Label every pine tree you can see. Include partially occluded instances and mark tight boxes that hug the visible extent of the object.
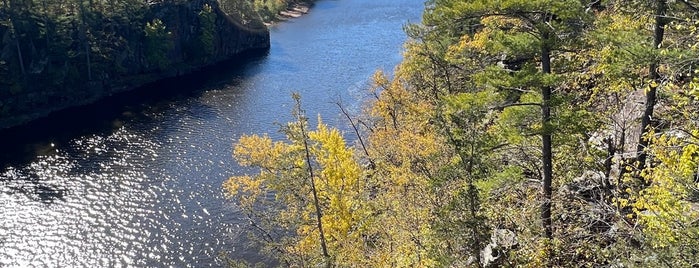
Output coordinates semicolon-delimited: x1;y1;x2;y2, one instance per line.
426;0;592;255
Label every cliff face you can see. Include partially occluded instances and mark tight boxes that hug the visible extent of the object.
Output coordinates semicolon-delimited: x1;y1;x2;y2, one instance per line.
148;0;269;70
0;0;269;129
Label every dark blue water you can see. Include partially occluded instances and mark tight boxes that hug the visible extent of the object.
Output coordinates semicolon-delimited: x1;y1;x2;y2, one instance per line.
0;1;423;267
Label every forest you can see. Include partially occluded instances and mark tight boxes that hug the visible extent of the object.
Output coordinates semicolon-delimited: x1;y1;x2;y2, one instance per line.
0;0;310;128
225;0;699;267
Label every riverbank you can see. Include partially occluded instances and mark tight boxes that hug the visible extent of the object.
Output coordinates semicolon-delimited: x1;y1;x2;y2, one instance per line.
279;3;311;19
262;2;313;26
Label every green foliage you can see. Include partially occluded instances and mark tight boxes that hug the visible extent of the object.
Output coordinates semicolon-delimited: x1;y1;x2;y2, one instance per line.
197;4;216;59
251;0;313;23
144;19;172;70
253;0;286;22
219;0;265;27
0;0;270;128
224;0;699;267
0;0;142;115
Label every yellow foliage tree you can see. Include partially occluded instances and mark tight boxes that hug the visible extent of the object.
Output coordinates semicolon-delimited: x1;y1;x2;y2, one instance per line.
224;95;371;267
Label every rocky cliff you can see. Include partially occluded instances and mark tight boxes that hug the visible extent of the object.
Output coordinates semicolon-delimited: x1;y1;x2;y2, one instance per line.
0;0;269;129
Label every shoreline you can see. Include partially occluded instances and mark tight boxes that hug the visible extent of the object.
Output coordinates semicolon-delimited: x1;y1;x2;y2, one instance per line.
264;2;312;26
279;3;310;19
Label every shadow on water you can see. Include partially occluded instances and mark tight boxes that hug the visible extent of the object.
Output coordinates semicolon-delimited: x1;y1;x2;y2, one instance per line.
0;49;269;169
6;183;67;204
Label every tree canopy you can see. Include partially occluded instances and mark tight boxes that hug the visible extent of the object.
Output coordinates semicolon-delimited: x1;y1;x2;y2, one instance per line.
225;0;699;267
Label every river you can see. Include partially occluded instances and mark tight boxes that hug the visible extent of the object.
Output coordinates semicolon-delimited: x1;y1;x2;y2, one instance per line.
0;0;423;267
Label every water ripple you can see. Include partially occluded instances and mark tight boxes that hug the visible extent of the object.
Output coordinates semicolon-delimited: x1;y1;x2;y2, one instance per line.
0;0;423;266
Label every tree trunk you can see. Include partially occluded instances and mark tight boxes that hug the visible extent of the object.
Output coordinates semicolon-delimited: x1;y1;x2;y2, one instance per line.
85;41;92;80
466;131;483;267
540;29;553;241
295;97;330;266
79;1;92;81
42;0;50;74
636;0;667;173
14;37;26;76
8;7;26;76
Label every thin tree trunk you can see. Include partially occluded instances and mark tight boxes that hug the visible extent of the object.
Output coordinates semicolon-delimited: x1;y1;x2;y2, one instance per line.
437;93;484;266
8;6;26;76
42;0;50;74
636;0;667;173
14;37;26;76
466;132;483;267
540;29;554;241
79;2;92;80
295;96;330;266
85;42;92;80
336;102;375;169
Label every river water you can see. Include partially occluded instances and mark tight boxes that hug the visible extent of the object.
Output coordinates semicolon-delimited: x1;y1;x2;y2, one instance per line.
0;1;423;267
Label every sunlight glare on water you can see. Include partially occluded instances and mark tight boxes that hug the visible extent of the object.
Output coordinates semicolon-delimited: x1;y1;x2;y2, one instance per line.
0;0;423;266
